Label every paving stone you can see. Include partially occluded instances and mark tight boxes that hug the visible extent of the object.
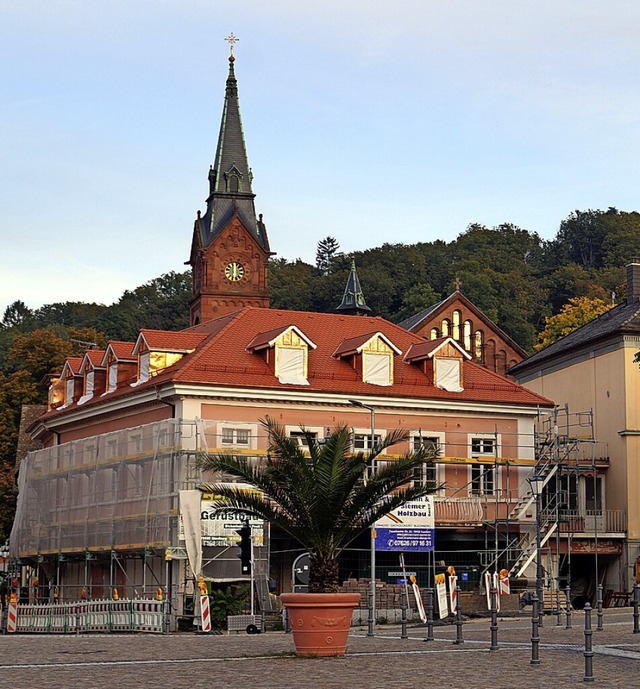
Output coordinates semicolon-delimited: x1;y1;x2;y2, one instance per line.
1;609;638;688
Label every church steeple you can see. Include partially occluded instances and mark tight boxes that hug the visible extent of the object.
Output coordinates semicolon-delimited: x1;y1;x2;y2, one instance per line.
198;44;268;253
187;37;272;326
336;260;371;316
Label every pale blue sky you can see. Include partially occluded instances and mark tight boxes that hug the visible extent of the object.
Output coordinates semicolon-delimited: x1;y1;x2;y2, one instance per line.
2;1;639;316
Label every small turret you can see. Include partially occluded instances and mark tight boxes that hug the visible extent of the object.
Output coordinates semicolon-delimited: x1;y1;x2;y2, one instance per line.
336;260;371;316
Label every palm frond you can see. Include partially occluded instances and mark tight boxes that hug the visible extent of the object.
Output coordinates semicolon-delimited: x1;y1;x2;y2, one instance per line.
196;417;439;591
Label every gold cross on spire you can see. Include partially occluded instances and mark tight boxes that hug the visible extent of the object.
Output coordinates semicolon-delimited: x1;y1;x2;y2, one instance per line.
454;277;462;291
225;33;239;57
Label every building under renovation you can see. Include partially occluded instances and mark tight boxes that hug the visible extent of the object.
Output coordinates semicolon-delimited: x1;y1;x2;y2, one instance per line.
9;46;629;629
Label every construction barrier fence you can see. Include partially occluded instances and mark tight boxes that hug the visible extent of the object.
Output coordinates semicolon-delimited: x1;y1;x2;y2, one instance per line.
11;599;165;634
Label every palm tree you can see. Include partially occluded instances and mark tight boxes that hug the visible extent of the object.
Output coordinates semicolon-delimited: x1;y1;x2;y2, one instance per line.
198;417;438;593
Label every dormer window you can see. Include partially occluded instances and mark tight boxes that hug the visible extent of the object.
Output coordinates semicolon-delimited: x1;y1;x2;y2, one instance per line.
138;352;150;384
404;337;471;393
77;371;94;405
65;377;75;405
333;332;401;387
246;325;317;386
77;351;106;405
131;331;205;386
435;358;463;392
277;346;307;385
101;342;137;395
363;352;391;386
47;377;64;410
107;362;118;392
58;357;84;408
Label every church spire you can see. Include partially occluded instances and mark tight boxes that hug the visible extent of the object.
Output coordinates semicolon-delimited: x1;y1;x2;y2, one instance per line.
196;38;270;253
187;37;272;326
336;260;371;316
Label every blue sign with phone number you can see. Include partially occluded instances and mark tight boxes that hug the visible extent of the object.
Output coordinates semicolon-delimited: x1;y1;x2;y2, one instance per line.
375;527;435;552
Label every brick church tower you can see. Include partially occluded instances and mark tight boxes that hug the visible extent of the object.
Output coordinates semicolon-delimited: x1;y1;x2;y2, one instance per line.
187;42;272;325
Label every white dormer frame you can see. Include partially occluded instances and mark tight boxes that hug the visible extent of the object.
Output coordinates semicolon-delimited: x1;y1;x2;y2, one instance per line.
434;357;463;392
137;351;150;385
77;370;95;405
404;337;470;392
361;335;400;386
248;325;317;386
76;351;106;405
101;345;136;395
106;360;119;393
59;360;81;408
334;332;401;387
64;377;75;407
131;333;196;386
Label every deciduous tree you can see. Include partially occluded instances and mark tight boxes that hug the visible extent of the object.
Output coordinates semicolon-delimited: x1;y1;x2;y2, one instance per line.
535;297;612;351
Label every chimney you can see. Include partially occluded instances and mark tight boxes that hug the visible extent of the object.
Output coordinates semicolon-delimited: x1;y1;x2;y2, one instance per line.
627;262;640;303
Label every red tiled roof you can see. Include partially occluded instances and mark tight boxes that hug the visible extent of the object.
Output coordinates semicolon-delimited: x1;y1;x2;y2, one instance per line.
80;350;106;372
246;325;317;352
164;308;550;407
42;308;553;416
333;331;401;358
182;312;238;335
61;357;83;377
133;329;208;354
404;337;470;362
104;341;136;361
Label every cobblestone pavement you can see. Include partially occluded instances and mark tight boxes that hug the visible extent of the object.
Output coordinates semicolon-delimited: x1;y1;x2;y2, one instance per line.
1;609;639;688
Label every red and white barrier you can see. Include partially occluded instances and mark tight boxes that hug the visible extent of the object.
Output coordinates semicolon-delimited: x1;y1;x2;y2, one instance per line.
200;595;211;632
7;602;17;633
448;575;458;614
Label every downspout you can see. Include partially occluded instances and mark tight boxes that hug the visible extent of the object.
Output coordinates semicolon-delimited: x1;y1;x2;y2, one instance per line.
42;422;61;446
155;387;176;419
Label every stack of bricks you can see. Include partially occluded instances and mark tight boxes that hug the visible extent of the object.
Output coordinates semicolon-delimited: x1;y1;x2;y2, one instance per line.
340;578;415;609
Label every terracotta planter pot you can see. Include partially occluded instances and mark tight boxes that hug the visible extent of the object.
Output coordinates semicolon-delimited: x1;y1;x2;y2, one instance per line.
280;592;361;656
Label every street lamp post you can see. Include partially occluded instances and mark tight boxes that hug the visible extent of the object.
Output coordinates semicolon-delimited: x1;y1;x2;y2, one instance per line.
349;399;376;637
528;474;545;628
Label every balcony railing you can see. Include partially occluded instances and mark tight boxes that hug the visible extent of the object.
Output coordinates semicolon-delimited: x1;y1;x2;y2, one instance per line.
558;509;627;534
434;497;484;525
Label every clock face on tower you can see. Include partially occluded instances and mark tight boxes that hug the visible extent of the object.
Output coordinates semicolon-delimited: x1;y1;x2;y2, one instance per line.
224;261;245;282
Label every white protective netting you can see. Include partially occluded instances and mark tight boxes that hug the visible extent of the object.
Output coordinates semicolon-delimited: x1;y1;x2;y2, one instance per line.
10;419;201;558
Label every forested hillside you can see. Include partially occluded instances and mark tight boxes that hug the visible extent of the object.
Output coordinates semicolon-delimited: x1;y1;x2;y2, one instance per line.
1;207;639;538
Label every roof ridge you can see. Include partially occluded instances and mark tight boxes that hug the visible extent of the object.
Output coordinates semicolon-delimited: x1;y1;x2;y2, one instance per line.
174;310;246;376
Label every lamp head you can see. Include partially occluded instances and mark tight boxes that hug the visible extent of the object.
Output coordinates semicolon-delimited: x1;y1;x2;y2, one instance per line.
528;474;545;497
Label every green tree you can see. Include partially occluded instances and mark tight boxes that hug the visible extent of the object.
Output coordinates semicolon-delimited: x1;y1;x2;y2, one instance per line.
34;302;108;331
394;282;441;323
7;327;74;382
315;236;342;275
548;208;640;271
0;370;41;538
1;301;35;331
110;271;192;338
535;296;612;351
199;419;437;593
268;258;317;312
